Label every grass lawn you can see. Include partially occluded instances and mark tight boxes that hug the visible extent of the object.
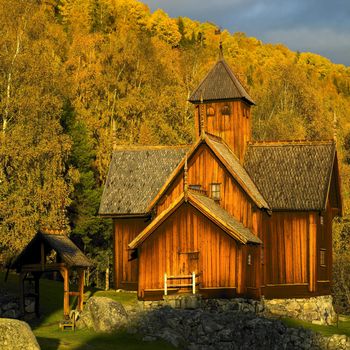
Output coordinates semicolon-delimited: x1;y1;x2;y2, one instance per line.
3;271;350;349
0;272;175;350
283;315;350;338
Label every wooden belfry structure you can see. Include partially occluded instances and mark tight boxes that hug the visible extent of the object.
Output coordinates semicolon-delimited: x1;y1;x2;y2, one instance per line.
11;229;92;317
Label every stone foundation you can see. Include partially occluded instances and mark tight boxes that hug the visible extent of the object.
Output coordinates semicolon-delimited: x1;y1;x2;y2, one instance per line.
140;294;336;325
264;295;336;325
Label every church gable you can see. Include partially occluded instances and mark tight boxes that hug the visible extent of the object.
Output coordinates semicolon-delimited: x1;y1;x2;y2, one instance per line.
150;135;269;219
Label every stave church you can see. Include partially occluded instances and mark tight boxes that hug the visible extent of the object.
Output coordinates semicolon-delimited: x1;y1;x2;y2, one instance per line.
99;52;342;301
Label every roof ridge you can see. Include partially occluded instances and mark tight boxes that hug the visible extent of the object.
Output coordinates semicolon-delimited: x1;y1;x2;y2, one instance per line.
206;133;241;162
248;140;335;146
113;145;191;151
220;59;251;100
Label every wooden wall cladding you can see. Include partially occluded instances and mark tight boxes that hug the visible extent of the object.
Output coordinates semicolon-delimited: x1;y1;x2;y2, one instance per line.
195;100;251;162
138;204;241;298
113;218;148;290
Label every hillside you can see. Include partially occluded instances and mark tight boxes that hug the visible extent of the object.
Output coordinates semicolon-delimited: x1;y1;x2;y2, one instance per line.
0;0;350;283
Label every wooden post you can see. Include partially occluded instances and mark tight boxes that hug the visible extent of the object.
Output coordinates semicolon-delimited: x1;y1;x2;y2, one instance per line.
309;212;317;292
19;272;26;315
192;272;196;294
164;273;167;296
40;242;45;270
34;272;40;317
77;270;85;312
61;267;70;317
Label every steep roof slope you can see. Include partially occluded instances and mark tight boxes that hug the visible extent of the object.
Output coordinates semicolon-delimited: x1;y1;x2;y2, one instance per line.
11;232;92;270
99;146;188;216
147;134;269;212
129;191;261;249
207;134;269;209
244;141;336;211
189;59;255;105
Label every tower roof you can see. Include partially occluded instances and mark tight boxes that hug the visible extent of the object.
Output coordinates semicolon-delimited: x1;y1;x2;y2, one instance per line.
189;59;255;105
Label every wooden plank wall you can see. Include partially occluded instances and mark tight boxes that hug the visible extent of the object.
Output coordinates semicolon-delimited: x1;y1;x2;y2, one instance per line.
194;101;251;163
113;218;148;290
156;144;262;237
138;204;239;297
264;212;309;286
317;199;333;284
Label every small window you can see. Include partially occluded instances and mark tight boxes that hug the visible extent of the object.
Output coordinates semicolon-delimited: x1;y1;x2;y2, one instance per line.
210;183;221;201
206;106;215;116
261;246;264;265
320;216;324;225
320;249;326;267
221;104;231;116
247;254;252;265
189;184;201;191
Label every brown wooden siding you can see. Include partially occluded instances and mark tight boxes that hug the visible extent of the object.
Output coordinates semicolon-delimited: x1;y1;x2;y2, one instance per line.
138;204;241;298
264;212;309;286
195;101;251;162
317;199;333;284
156;144;261;237
113;218;148;290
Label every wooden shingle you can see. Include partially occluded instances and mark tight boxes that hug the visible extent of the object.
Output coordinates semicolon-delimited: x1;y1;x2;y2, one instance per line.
244;141;336;211
189;59;255;105
99;146;189;216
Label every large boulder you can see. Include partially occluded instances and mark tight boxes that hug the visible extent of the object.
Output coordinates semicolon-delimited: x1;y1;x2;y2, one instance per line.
0;318;40;350
77;296;128;332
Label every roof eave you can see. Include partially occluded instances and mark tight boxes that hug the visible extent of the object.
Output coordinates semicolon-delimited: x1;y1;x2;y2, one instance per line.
188;97;255;106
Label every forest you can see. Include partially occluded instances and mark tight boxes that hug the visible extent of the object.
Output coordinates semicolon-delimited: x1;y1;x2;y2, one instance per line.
1;0;350;290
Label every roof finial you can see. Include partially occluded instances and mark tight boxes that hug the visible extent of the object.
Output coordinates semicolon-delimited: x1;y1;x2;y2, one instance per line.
200;92;205;136
219;40;223;59
184;155;188;202
215;27;223;59
333;111;337;143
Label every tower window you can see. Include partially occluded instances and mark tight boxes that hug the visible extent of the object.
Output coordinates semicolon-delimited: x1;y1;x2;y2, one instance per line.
320;249;326;267
247;254;252;265
221;105;231;116
206;106;215;116
320;216;324;225
210;183;221;201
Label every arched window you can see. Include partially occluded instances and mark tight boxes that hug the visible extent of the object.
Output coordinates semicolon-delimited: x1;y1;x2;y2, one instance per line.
206;106;215;116
221;104;231;116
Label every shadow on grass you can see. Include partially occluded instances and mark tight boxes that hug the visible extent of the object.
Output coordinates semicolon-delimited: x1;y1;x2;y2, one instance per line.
1;271;174;350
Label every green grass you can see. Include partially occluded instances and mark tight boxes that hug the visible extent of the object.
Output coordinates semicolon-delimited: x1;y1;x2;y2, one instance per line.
282;315;350;338
0;272;175;350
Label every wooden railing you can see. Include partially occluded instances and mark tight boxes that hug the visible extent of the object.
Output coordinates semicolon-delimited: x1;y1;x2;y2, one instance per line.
164;272;200;295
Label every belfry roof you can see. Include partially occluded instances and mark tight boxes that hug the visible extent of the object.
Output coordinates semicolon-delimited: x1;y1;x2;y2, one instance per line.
189;59;255;105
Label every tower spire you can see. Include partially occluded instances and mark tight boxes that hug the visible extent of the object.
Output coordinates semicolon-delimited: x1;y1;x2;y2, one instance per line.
184;155;188;202
219;40;223;59
200;93;205;136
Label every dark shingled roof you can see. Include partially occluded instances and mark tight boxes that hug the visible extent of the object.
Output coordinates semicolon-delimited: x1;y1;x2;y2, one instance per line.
244;141;336;211
41;234;92;268
189;59;255;105
99;147;189;215
11;232;92;269
190;191;262;244
207;135;269;209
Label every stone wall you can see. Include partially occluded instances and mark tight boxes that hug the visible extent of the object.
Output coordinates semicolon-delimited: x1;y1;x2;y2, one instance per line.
135;305;350;350
264;295;336;325
140;294;336;325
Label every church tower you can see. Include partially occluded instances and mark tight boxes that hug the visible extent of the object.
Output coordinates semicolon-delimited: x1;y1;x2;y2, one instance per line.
189;57;255;163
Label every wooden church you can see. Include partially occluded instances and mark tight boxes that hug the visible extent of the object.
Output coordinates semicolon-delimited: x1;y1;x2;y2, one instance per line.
99;55;342;301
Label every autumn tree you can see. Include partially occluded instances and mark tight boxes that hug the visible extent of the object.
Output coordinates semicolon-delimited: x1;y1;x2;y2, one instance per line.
0;0;73;259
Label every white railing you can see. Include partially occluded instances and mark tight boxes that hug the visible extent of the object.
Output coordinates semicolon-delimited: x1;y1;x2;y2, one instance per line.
164;272;200;295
